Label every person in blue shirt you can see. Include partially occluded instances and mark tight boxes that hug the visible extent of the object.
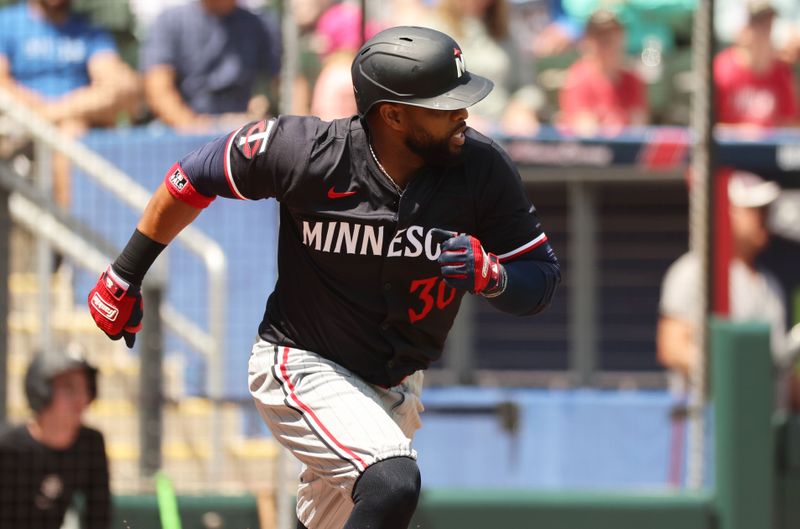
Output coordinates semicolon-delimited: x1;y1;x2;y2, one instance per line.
139;0;282;132
0;0;140;206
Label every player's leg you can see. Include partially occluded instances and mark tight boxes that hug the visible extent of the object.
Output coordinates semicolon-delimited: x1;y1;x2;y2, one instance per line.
249;340;424;529
343;456;420;529
339;371;425;528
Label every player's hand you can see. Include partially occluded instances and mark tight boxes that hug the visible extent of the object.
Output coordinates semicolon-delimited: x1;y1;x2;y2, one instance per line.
431;229;507;297
87;265;144;348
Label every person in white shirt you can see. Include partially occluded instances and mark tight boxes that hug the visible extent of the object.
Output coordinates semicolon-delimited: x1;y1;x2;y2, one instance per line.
657;170;799;407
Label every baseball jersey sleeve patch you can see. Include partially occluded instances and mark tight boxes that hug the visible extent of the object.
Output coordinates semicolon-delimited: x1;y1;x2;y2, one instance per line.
224;119;276;200
497;233;548;262
165;163;216;208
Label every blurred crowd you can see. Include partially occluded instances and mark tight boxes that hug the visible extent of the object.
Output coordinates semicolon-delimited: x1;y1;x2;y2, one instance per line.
0;0;798;141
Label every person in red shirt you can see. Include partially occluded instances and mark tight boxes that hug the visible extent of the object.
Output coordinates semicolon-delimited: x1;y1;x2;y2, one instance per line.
558;9;648;136
714;1;798;129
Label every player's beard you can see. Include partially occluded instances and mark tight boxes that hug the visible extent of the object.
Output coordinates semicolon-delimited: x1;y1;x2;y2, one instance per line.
405;124;465;168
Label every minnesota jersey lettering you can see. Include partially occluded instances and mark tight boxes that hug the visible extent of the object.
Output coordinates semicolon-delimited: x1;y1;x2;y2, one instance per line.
301;221;447;260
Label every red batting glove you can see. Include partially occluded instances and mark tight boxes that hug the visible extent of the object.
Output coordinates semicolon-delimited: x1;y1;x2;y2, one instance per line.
88;265;143;348
431;229;507;297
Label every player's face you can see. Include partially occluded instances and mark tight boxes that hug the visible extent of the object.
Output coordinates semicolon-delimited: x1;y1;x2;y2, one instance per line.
403;106;470;168
46;369;91;423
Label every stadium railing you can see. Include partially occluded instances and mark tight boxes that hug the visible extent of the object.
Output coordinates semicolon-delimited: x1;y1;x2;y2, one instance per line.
0;86;230;483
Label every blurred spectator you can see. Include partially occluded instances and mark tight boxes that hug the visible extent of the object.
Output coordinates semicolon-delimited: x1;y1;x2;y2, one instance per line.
714;0;798;129
287;0;333;115
428;0;543;136
310;51;357;120
657;172;800;408
291;0;385;117
380;0;432;27
309;2;382;120
0;0;140;206
139;0;282;132
129;0;272;50
314;1;381;59
715;0;800;63
128;0;192;39
510;0;581;58
562;0;694;56
558;9;648;136
0;345;110;529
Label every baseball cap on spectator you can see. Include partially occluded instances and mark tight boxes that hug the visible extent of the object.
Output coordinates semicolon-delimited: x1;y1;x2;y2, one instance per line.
728;171;780;208
315;3;382;57
585;9;623;36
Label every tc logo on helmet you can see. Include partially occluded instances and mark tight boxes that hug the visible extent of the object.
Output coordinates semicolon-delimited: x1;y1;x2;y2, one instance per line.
454;48;465;78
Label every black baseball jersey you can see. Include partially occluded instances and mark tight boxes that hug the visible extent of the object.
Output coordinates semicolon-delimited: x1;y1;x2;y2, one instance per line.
170;116;556;387
0;425;111;529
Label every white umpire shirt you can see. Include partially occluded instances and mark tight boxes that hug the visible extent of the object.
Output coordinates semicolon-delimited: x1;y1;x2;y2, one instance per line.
659;251;788;401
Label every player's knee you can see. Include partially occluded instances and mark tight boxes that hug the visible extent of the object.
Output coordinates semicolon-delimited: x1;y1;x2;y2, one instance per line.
353;456;421;514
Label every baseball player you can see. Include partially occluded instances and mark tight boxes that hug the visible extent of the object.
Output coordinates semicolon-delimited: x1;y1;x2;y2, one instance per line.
0;345;110;529
87;26;560;529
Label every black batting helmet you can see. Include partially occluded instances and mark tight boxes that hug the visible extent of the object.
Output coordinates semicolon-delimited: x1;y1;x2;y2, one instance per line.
351;26;494;117
24;343;98;413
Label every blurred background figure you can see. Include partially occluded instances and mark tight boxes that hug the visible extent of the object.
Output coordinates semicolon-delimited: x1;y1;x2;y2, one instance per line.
558;9;648;136
139;0;282;132
657;171;799;408
715;0;800;64
0;0;140;206
714;0;798;130
561;0;693;58
510;0;580;59
286;0;334;115
309;1;382;120
0;345;110;529
381;0;432;27
428;0;544;136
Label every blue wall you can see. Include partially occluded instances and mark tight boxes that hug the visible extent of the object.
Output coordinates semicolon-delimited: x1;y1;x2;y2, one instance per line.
73;125;279;396
413;388;712;490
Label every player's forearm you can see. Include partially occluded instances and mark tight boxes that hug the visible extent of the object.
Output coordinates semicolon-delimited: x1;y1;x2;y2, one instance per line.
488;259;561;316
138;183;203;243
111;184;202;285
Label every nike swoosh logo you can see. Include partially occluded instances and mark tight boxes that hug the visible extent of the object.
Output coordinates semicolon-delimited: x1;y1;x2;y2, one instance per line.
328;187;357;199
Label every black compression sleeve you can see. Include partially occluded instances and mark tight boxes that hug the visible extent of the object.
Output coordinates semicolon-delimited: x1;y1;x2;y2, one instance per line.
488;258;561;316
111;229;167;286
